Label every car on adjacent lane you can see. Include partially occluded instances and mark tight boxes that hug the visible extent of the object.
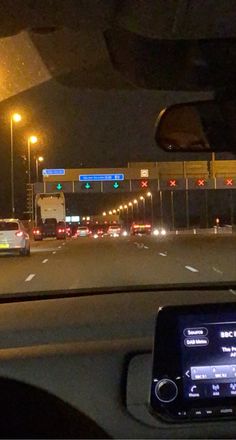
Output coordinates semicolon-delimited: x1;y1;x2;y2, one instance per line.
76;226;91;237
130;222;152;236
0;219;30;256
152;227;167;236
107;225;122;237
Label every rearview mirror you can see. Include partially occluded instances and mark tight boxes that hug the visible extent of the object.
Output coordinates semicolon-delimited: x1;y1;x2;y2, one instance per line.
155;99;236;153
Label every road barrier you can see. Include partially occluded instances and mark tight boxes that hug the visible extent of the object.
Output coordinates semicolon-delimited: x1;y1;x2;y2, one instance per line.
172;226;233;235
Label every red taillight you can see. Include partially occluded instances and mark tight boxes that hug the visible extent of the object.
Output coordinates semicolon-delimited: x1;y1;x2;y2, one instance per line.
133;224;151;229
15;231;24;237
58;228;65;233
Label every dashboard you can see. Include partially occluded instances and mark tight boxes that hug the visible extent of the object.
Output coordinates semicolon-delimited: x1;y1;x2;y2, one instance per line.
0;286;236;438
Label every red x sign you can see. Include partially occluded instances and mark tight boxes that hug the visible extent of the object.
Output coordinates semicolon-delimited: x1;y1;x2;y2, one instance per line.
140;180;148;188
197;178;205;187
225;178;233;186
169;179;177;187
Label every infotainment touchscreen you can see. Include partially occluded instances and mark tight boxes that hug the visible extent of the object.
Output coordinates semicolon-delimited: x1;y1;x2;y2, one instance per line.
150;303;236;423
180;312;236;401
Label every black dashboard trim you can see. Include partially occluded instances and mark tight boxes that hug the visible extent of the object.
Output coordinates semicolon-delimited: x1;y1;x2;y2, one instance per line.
0;282;235;304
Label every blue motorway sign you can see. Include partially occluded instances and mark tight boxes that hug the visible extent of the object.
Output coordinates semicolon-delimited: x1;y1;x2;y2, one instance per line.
79;173;124;182
42;169;65;176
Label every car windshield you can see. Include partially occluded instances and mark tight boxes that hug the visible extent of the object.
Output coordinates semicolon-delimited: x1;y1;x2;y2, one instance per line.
0;222;18;231
0;3;235;296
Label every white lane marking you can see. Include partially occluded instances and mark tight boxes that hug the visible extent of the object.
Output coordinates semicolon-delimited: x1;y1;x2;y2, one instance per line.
229;289;236;296
185;265;199;273
25;274;35;282
212;266;223;275
137;243;144;249
52;251;56;254
42;259;48;264
58;246;62;249
31;248;53;253
159;252;167;257
62;242;66;246
144;245;149;249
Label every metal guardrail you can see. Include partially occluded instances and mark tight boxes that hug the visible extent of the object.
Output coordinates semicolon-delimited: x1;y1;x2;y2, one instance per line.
172;226;233;235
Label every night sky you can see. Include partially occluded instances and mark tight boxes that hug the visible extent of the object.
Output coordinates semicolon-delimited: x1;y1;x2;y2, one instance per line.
0;79;234;219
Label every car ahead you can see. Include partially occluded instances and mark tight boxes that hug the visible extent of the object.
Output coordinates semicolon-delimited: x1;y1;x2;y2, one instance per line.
0;219;30;256
33;218;57;241
107;225;122;237
56;222;67;240
152;227;167;236
76;226;91;237
33;219;66;240
91;224;106;238
130;222;152;236
65;224;72;237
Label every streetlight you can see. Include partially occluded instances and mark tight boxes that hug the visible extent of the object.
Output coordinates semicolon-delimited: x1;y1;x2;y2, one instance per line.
147;192;154;225
10;113;22;217
36;156;44;181
133;199;138;221
109;210;112;215
128;202;133;221
123;204;128;225
113;209;117;214
28;135;38;184
102;212;106;217
139;196;146;222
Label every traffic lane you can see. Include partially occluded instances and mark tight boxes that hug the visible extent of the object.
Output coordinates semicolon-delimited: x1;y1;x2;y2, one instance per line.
136;234;236;281
0;238;66;295
0;234;235;295
0;236;196;295
5;234;235;295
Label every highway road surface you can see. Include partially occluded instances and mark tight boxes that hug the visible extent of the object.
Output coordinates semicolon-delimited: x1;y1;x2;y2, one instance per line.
0;233;236;295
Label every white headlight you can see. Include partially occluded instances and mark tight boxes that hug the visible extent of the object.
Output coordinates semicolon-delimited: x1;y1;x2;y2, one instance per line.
161;229;166;235
123;231;128;236
153;229;159;236
94;234;98;239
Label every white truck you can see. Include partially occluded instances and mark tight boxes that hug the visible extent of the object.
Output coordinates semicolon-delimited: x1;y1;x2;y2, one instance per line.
33;193;66;240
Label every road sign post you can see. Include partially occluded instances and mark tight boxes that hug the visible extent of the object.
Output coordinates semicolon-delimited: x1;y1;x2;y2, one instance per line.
185;190;190;228
205;190;209;228
170;191;175;230
159;191;163;226
26;183;34;220
230;189;234;227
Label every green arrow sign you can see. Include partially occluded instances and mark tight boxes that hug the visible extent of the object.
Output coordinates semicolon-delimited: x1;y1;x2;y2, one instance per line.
113;181;120;189
56;183;63;190
84;182;91;189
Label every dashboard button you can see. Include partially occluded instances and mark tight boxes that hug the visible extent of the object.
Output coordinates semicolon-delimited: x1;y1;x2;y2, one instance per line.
192;409;203;417
205;409;214;416
219;408;234;415
190;408;212;418
155;379;178;403
176;410;188;419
